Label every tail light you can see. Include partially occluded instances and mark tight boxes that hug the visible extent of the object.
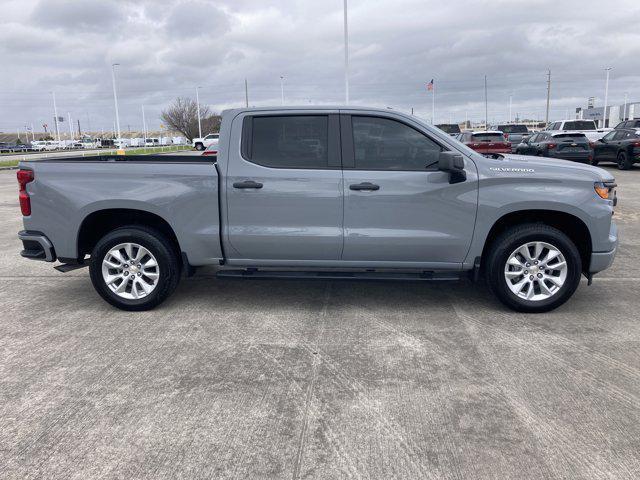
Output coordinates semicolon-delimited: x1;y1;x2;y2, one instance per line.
17;169;34;216
202;149;218;156
471;143;481;147
633;141;640;147
504;133;509;140
547;143;557;149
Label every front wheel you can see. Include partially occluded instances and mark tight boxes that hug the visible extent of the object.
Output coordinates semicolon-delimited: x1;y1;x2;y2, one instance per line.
89;226;181;311
486;224;582;313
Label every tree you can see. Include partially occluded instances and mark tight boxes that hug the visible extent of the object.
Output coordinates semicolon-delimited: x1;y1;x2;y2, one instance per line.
160;97;220;141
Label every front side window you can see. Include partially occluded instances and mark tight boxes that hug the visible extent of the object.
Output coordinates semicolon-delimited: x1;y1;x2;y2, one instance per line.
249;115;328;168
352;116;443;170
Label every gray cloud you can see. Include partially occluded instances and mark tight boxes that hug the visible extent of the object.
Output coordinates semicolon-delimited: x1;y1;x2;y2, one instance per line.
1;0;639;133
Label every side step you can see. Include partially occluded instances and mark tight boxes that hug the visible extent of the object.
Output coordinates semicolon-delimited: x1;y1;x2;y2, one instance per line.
54;262;88;273
216;269;462;282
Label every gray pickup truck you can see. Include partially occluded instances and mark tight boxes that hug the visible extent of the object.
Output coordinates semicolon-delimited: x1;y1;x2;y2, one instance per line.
17;106;618;313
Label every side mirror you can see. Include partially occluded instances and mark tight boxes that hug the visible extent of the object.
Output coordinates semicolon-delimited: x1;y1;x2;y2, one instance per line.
438;151;466;184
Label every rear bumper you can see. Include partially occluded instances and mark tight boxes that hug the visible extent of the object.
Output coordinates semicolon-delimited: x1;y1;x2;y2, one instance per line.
549;151;591;162
18;230;56;262
589;222;618;274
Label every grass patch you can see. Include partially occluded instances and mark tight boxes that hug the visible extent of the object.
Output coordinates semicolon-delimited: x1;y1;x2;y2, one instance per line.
0;160;18;168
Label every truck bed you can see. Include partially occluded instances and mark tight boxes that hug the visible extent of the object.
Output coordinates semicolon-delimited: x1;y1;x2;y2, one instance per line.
19;155;224;266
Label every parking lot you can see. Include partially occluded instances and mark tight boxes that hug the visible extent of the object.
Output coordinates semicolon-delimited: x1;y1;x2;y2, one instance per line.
1;164;639;478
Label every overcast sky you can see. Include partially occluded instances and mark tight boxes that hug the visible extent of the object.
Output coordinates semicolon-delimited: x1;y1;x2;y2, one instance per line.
1;0;639;134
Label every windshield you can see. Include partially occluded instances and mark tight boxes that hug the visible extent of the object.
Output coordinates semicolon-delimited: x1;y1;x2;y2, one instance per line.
436;124;461;134
498;125;528;133
563;120;596;131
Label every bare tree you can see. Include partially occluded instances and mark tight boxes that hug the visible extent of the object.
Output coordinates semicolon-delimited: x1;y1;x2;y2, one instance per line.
160;97;212;141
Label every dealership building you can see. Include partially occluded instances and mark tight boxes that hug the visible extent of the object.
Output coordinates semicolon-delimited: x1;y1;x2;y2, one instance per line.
576;100;640;127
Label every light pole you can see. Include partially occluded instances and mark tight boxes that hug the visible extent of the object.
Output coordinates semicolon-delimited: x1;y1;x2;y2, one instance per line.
602;67;612;128
343;0;349;104
509;93;513;123
51;91;60;142
111;63;122;141
280;76;285;105
623;92;628;121
545;69;551;125
142;105;147;143
484;75;488;130
195;86;202;139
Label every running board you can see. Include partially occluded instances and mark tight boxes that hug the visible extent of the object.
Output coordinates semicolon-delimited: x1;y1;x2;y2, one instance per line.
54;262;87;273
216;269;462;282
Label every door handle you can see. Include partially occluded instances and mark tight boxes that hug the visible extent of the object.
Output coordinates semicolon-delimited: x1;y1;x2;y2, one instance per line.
233;180;263;189
349;182;380;191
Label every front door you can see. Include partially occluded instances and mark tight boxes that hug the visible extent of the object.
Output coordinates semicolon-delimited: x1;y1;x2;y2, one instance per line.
225;113;343;262
340;114;478;266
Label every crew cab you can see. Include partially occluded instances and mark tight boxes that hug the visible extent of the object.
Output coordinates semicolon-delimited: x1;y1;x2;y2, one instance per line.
545;119;611;141
192;133;219;151
17;107;618;313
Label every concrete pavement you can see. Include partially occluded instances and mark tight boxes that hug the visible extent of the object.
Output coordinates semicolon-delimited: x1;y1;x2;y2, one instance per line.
1;165;639;479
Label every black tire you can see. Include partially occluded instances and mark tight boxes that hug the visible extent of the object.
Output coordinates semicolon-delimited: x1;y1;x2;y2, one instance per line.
617;151;632;170
194;142;204;151
89;226;180;311
485;224;582;313
588;156;599;166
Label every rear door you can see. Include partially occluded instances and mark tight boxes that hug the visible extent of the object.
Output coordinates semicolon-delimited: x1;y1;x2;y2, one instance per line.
224;112;344;262
340;113;478;266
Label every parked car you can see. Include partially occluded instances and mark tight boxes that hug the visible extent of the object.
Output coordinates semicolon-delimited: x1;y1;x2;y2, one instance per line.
591;129;640;170
614;119;640;130
144;138;160;147
493;124;530;152
515;132;592;163
435;124;461;136
545;119;611;141
457;131;511;155
201;144;218;157
17;106;617;313
192;133;219;151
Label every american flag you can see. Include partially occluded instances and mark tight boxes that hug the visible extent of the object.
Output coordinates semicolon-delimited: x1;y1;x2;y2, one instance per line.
426;79;434;91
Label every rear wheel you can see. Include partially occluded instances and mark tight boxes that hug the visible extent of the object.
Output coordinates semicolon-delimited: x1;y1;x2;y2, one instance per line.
89;226;180;311
617;151;632;170
588;156;599;166
486;224;582;313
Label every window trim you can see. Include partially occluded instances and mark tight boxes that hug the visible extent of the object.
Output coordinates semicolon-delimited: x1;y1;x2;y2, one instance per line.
240;113;341;170
340;113;448;171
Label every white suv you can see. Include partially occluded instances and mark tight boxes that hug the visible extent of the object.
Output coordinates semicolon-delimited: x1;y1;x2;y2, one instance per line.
192;133;219;151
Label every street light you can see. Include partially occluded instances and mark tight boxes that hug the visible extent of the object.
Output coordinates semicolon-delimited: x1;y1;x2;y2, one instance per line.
280;76;285;105
50;91;60;142
111;63;122;141
509;93;513;123
195;86;202;139
602;67;613;128
343;0;349;104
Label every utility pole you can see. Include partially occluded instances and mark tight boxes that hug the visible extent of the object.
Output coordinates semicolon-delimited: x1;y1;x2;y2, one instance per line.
111;63;121;141
623;92;628;120
280;76;285;105
603;67;612;128
51;92;60;142
77;119;81;137
545;69;551;125
244;78;249;107
484;75;488;129
432;81;435;125
343;0;349;104
195;86;202;138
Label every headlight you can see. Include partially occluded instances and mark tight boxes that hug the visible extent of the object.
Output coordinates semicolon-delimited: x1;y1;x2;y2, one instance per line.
594;181;617;202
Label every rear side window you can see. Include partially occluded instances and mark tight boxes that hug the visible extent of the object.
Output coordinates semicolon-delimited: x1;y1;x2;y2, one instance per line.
247;115;328;168
351;116;443;170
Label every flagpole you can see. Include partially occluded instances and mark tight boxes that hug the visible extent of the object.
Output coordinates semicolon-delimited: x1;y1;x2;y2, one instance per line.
432;82;435;125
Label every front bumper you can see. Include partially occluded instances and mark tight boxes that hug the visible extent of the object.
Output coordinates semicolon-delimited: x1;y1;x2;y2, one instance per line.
589;222;618;274
18;230;56;262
